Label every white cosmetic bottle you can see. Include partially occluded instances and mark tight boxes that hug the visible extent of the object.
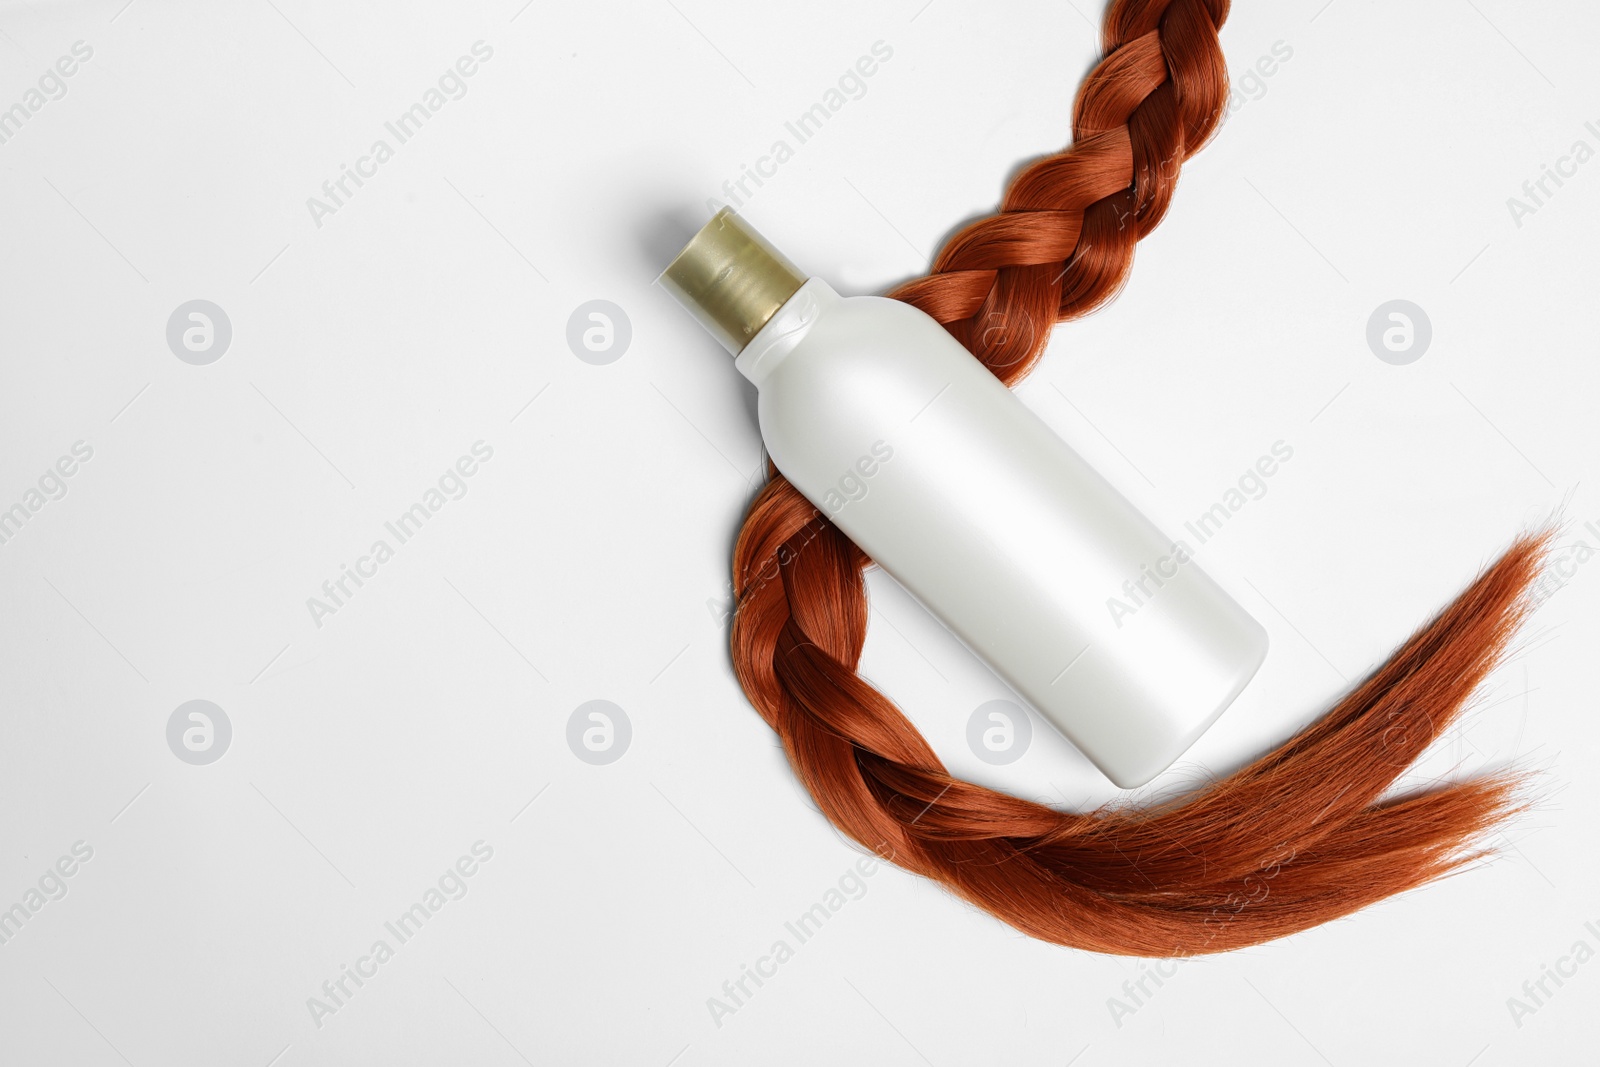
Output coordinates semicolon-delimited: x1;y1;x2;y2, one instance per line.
660;210;1267;788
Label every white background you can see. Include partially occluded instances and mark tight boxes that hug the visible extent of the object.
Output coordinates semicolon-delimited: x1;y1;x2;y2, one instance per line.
0;0;1596;1063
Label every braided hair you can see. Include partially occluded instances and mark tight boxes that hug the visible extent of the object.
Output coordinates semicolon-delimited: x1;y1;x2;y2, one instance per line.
728;0;1546;956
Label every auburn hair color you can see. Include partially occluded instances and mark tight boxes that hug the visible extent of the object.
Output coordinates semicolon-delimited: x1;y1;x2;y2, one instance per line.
726;0;1549;956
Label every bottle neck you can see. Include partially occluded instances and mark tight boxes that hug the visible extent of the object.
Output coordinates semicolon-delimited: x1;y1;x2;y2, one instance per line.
734;278;840;388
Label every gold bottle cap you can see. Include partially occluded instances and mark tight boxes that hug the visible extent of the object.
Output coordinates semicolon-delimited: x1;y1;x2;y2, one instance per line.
657;208;807;355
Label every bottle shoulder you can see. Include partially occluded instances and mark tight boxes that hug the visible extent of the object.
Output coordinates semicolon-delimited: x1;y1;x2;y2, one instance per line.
751;289;1012;483
737;280;964;388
